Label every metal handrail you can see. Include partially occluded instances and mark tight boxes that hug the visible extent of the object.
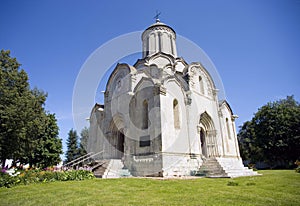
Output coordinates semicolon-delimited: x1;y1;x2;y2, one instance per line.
70;151;104;168
64;152;93;167
91;160;107;171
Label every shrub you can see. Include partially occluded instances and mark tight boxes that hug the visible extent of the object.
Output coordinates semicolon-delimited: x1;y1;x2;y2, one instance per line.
227;181;238;186
0;170;94;188
246;182;256;186
295;160;300;173
0;172;20;188
247;163;257;171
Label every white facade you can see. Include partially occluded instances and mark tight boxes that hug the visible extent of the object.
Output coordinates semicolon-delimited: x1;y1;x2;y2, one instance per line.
88;20;257;177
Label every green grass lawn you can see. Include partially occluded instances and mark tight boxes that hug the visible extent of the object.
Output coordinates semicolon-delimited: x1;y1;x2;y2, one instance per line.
0;170;299;206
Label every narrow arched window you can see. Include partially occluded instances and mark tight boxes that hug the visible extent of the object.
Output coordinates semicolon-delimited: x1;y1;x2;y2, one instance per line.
158;32;162;51
226;118;231;139
173;99;180;129
142;100;148;129
199;76;204;94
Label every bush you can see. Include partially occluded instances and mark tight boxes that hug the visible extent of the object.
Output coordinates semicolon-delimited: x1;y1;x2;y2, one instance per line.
227;181;239;186
0;172;20;188
247;163;257;171
0;170;94;188
295;160;300;173
246;182;256;186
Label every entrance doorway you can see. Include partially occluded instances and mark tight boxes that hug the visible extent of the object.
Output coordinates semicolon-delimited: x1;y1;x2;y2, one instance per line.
200;128;207;157
109;117;125;159
116;131;125;158
199;112;218;158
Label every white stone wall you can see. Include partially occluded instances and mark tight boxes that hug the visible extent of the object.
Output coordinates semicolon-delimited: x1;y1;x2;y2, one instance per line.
162;153;202;177
142;22;177;58
87;21;247;177
87;108;101;155
160;80;189;154
185;63;224;158
219;102;240;157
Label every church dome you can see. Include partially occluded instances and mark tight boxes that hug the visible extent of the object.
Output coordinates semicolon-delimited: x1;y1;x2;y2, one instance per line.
142;19;177;58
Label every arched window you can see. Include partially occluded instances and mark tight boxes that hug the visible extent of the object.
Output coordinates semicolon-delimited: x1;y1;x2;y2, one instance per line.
142;100;148;129
158;32;162;52
173;99;180;129
226;118;231;139
199;76;204;94
145;37;150;56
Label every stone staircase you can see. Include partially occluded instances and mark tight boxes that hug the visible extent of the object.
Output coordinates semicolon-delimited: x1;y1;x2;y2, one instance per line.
92;160;110;178
102;159;132;178
216;157;259;178
196;157;259;178
196;158;228;178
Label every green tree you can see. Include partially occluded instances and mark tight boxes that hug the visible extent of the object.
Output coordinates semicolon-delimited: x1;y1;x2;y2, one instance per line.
0;50;30;167
0;50;62;168
65;129;79;163
21;88;48;167
78;127;88;156
238;96;300;168
33;113;62;168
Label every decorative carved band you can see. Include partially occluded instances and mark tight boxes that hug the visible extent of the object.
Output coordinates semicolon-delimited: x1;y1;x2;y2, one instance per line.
146;26;175;35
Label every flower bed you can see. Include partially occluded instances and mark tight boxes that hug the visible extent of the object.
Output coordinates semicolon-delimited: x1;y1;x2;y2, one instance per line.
0;169;94;188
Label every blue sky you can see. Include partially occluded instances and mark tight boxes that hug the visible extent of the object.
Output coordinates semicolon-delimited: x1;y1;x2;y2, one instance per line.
1;0;299;157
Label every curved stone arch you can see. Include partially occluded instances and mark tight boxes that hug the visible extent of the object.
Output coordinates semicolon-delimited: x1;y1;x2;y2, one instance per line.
184;63;217;98
163;75;189;93
133;76;155;93
219;100;234;116
148;64;161;77
198;111;218;157
105;63;136;96
90;103;104;126
162;63;174;71
199;111;215;132
184;63;216;88
147;52;175;68
110;112;126;134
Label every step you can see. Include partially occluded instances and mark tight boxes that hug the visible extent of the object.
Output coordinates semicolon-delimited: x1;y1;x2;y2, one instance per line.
216;158;259;177
92;160;110;178
197;158;228;178
102;159;132;178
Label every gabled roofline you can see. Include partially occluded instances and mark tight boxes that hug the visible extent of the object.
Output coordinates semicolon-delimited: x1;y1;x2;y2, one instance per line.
105;63;136;91
219;100;234;115
133;52;177;68
183;62;217;89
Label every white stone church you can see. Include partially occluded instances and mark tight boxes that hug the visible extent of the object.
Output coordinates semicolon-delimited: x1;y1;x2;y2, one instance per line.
87;19;257;178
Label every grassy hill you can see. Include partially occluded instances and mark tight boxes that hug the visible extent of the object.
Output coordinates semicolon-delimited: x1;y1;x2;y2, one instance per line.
0;170;299;206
